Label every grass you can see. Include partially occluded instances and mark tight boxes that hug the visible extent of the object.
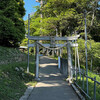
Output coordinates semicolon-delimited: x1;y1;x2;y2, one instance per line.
0;46;36;100
75;71;100;100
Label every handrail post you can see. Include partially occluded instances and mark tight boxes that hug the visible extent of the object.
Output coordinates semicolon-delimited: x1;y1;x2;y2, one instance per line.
82;69;84;89
94;77;96;100
76;69;77;81
84;10;88;95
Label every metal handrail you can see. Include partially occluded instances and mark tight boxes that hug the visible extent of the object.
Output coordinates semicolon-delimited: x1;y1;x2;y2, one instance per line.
72;68;100;100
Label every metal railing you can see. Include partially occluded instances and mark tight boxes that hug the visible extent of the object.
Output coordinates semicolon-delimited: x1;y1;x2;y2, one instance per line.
72;68;100;100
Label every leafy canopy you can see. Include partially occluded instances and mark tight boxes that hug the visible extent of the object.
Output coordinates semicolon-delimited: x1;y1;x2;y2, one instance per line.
0;0;25;47
27;0;100;41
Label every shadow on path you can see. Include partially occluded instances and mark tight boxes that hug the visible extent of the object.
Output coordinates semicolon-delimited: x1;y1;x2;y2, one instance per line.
28;56;80;100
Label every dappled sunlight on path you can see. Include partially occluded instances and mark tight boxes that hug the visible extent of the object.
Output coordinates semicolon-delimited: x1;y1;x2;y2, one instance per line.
28;56;80;100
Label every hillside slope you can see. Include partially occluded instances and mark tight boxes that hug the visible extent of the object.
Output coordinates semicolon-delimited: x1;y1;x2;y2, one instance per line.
0;46;27;65
0;46;36;100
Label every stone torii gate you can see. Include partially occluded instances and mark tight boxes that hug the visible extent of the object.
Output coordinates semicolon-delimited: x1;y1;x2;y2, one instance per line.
27;35;80;80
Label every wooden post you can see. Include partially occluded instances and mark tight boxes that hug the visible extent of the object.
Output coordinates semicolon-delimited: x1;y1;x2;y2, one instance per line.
77;47;81;80
58;56;60;69
34;45;36;56
57;49;59;56
43;48;45;54
94;77;96;100
56;28;59;56
60;49;62;57
67;42;73;81
52;49;54;56
47;49;49;56
35;42;39;80
75;47;77;79
82;69;85;89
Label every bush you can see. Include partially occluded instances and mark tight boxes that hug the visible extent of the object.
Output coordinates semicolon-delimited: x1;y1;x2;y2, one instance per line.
0;15;18;47
0;0;25;47
77;39;100;73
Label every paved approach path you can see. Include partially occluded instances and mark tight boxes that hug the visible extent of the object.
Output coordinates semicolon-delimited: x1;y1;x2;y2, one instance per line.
28;56;80;100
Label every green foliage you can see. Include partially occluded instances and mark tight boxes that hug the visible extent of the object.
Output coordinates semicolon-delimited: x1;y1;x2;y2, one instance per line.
27;0;100;41
76;39;100;72
0;46;27;64
76;71;100;100
0;46;36;100
20;38;28;47
0;15;20;47
0;62;36;100
0;0;25;47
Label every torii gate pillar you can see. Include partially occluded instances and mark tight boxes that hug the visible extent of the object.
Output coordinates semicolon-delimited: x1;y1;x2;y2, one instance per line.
35;43;40;80
67;41;73;81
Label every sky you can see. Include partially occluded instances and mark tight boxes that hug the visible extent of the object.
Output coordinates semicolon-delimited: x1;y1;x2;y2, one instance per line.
23;0;40;20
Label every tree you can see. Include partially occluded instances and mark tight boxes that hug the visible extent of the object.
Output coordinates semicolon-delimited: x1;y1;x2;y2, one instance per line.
0;0;25;47
29;0;100;42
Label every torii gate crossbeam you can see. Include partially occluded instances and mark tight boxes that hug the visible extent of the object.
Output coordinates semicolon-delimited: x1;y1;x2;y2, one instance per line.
27;35;80;81
28;35;80;41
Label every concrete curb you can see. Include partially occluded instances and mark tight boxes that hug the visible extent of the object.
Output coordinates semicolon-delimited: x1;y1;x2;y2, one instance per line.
71;84;85;100
19;86;34;100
